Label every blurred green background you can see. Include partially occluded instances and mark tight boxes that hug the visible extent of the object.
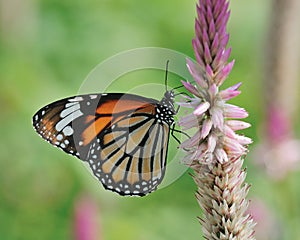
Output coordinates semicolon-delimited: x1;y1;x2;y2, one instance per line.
1;0;299;239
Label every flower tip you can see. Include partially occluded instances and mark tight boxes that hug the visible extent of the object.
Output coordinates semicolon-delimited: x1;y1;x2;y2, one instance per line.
227;60;235;73
224;104;248;119
206;64;214;78
201;118;213;139
231;82;242;90
193;102;210;116
226;120;251;130
181;80;200;97
216;60;235;86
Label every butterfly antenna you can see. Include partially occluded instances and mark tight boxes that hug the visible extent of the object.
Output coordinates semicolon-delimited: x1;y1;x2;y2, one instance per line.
165;60;170;92
172;80;197;91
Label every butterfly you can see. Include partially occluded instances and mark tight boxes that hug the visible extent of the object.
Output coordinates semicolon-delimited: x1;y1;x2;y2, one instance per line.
32;87;177;196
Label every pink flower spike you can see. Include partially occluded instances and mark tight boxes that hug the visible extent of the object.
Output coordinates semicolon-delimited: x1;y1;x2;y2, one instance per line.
197;8;207;29
230;82;242;90
206;5;214;26
213;47;232;71
181;80;201;97
186;59;208;88
206;64;214;79
224;137;247;154
204;42;212;64
211;47;225;70
207;135;217;152
179;0;255;238
221;47;232;64
193;38;204;57
214;148;229;163
216;60;235;86
178;113;199;130
210;106;224;129
226;120;251;131
195;19;201;38
194;102;210;116
180;131;201;148
211;33;219;55
219;88;241;101
224;125;236;138
192;145;208;161
209;19;216;40
208;83;218;98
202;29;210;46
235;135;253;145
182;152;194;166
176;101;192;108
201;118;213;139
220;33;230;49
224;104;248;119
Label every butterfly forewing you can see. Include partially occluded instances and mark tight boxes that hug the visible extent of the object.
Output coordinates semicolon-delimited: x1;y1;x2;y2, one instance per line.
32;92;175;196
33;96;93;159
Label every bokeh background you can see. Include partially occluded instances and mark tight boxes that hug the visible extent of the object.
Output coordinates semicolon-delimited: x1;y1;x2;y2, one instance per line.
1;0;300;239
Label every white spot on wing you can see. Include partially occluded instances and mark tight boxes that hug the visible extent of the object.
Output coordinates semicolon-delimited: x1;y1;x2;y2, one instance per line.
68;97;84;102
60;103;80;118
56;134;63;141
65;102;77;108
63;126;74;136
90;95;98;99
55;110;83;132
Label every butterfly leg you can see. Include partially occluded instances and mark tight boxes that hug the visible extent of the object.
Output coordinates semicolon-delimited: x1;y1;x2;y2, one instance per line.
175;105;180;114
170;124;181;145
170;124;191;145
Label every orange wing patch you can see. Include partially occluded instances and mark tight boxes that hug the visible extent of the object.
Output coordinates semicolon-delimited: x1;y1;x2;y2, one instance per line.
82;116;112;145
96;99;156;115
81;100;156;146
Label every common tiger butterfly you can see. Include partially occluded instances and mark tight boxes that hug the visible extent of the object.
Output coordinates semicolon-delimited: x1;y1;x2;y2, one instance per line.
32;76;177;196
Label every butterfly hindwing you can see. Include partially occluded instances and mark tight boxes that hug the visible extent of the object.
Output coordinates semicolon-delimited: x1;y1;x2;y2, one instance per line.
86;106;170;196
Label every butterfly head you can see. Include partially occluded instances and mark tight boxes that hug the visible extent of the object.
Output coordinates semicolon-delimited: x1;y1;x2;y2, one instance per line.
162;90;175;112
156;90;176;126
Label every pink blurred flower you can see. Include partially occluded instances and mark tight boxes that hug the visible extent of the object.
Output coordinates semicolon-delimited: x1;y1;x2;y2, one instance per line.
247;199;282;240
74;194;101;240
253;105;300;180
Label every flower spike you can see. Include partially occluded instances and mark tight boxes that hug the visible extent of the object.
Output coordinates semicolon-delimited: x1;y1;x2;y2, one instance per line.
179;0;256;239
